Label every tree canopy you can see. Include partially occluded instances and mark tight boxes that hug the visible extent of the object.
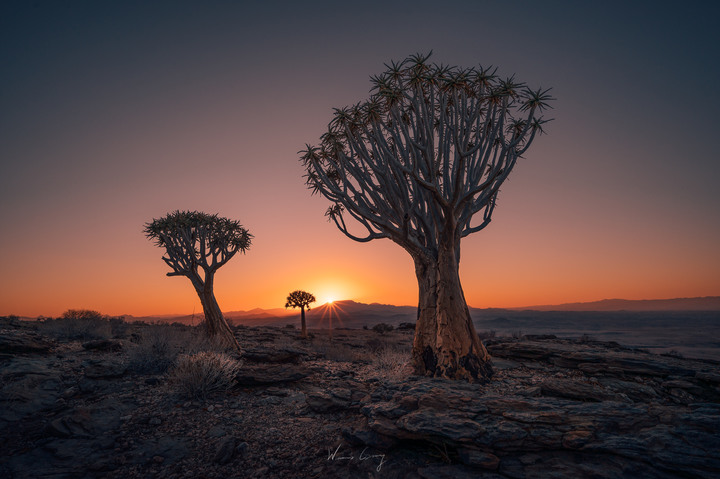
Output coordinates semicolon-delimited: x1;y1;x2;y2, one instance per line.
301;52;552;260
285;290;316;310
144;210;252;278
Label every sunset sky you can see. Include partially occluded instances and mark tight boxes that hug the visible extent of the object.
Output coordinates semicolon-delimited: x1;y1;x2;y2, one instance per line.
1;1;719;317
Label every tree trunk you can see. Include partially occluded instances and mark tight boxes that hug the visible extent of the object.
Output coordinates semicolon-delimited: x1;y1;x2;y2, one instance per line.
411;241;493;382
300;306;307;338
193;273;241;352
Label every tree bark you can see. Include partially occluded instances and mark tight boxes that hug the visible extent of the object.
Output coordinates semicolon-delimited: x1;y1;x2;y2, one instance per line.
411;241;493;382
300;306;307;338
193;272;241;352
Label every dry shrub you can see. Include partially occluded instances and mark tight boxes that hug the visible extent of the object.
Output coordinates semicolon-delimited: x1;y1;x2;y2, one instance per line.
127;325;183;374
37;315;112;341
372;323;394;335
168;351;242;400
372;346;410;379
477;330;496;341
127;323;238;375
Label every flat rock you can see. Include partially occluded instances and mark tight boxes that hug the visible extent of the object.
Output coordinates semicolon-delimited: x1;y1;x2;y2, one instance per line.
353;376;720;478
0;329;54;354
83;359;126;378
242;347;305;364
235;364;309;386
81;339;123;351
213;437;237;464
540;378;623;402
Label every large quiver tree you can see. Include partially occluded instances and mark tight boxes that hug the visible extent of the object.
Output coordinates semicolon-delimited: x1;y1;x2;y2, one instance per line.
301;53;552;381
144;210;252;351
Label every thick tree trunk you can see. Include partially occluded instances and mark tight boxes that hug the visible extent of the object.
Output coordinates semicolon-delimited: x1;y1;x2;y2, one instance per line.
193;273;241;352
411;241;493;382
300;307;307;338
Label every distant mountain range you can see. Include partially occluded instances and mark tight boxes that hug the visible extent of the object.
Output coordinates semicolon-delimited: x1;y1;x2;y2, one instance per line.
513;296;720;312
126;296;720;328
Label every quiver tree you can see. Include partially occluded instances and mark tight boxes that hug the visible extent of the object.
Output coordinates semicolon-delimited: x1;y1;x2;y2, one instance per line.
285;290;316;338
301;53;552;381
144;210;252;351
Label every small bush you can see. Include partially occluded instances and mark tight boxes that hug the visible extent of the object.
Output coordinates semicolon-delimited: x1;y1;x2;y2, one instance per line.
478;330;496;341
127;325;181;374
38;315;112;341
311;341;360;362
511;330;524;340
109;316;128;338
372;323;394;335
397;322;415;331
61;309;102;321
365;337;392;353
372;347;410;378
168;351;242;400
662;349;684;359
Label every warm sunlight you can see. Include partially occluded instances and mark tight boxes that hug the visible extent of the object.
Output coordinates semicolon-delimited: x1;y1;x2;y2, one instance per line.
313;281;354;306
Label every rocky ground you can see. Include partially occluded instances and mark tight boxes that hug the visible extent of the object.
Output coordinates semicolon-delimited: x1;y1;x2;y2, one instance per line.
1;317;719;478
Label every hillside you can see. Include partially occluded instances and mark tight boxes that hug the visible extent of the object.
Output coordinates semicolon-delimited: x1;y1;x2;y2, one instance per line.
515;296;720;312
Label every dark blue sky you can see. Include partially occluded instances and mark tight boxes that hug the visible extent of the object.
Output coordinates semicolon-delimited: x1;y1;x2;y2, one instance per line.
1;1;718;315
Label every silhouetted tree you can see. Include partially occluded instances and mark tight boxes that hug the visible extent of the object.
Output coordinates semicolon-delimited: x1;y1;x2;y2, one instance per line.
144;210;252;351
60;309;103;321
285;290;316;338
301;53;552;381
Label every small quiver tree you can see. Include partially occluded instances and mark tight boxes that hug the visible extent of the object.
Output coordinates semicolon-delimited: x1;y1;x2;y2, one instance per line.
285;290;316;338
144;210;252;352
301;53;552;381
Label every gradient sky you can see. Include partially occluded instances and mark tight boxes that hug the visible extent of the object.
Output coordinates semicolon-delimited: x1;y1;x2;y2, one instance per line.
1;1;719;317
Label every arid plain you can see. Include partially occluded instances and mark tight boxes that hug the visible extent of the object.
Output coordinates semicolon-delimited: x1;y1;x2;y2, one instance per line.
1;299;719;478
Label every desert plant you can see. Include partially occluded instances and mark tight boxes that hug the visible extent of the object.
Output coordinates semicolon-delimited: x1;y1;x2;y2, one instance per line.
478;330;497;341
167;351;242;400
662;349;685;359
372;323;394;335
144;210;252;351
372;346;410;379
301;52;552;381
38;314;112;341
60;309;102;321
127;325;183;374
285;290;316;338
108;316;128;338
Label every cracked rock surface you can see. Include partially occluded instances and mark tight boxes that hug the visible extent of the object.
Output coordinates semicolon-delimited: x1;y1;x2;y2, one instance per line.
1;318;718;478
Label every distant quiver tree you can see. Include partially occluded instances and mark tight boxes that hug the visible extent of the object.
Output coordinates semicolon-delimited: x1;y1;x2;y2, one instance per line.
285;290;316;338
144;210;252;351
301;53;552;381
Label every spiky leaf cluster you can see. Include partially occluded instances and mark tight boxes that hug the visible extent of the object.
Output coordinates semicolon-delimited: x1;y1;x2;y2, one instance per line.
144;210;252;277
300;52;552;259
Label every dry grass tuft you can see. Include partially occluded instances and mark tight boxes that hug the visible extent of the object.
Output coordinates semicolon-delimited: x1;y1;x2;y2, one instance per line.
371;346;411;379
167;351;242;400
